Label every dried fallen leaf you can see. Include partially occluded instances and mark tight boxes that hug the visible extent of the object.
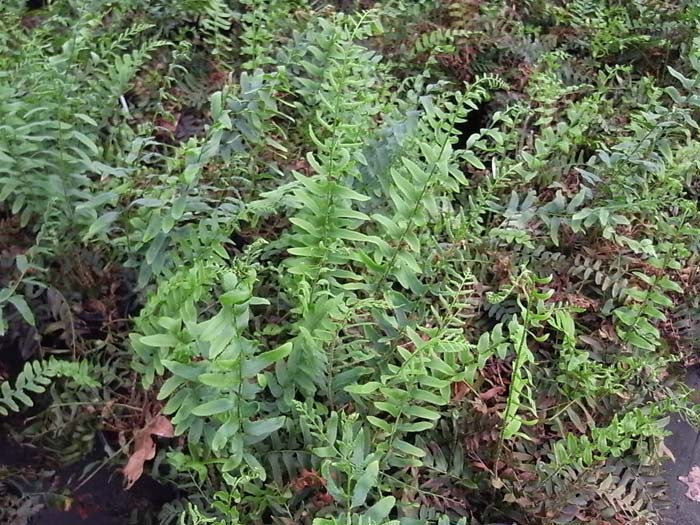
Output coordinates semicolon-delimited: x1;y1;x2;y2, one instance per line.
565;293;599;311
469;397;488;414
123;415;173;489
679;465;700;502
479;386;505;401
291;468;325;491
659;439;676;462
148;415;175;438
450;381;469;404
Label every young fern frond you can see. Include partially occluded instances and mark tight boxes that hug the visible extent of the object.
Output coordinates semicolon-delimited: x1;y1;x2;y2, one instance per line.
490;270;554;473
131;250;291;472
284;12;382;284
410;27;473;58
612;246;682;359
197;0;235;35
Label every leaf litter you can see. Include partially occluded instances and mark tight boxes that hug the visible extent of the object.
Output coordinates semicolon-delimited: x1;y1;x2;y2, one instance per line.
123;415;173;489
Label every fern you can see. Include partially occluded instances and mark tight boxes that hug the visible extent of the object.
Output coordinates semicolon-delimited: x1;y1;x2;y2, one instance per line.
0;6;165;231
410;27;473;58
1;3;698;525
130;246;291;478
489;272;554;447
281;12;385;396
612;253;682;361
239;0;308;70
366;76;505;294
0;357;97;416
122;86;248;287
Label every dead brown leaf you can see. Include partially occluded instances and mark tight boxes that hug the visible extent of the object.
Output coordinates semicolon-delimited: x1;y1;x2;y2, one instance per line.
123;415;173;489
479;386;505;401
679;465;700;502
659;439;676;462
450;381;469;404
565;293;599;311
469;397;488;414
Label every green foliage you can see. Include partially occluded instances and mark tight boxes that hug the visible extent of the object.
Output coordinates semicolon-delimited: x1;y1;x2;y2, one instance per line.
280;12;386;396
239;0;308;70
410;28;473;59
131;250;292;477
493;271;554;443
541;0;683;59
0;357;97;416
3;2;700;525
0;6;165;228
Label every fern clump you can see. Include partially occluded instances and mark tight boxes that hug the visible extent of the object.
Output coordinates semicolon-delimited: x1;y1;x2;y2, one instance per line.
2;2;700;525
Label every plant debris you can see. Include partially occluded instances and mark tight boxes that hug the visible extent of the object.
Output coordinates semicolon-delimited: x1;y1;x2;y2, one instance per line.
122;415;173;490
680;466;700;503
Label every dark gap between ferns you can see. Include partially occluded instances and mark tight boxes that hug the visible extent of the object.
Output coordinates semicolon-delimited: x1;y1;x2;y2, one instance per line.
25;0;46;11
1;435;175;525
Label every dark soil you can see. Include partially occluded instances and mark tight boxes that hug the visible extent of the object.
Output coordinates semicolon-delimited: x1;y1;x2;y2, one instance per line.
0;435;173;525
28;469;172;525
663;366;700;525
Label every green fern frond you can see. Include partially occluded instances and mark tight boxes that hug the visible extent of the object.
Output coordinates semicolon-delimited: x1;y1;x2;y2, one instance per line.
0;357;97;416
411;27;473;57
279;12;388;395
367;76;505;294
239;0;308;69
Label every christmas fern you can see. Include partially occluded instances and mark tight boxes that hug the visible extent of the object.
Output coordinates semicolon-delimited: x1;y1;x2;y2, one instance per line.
282;12;386;396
